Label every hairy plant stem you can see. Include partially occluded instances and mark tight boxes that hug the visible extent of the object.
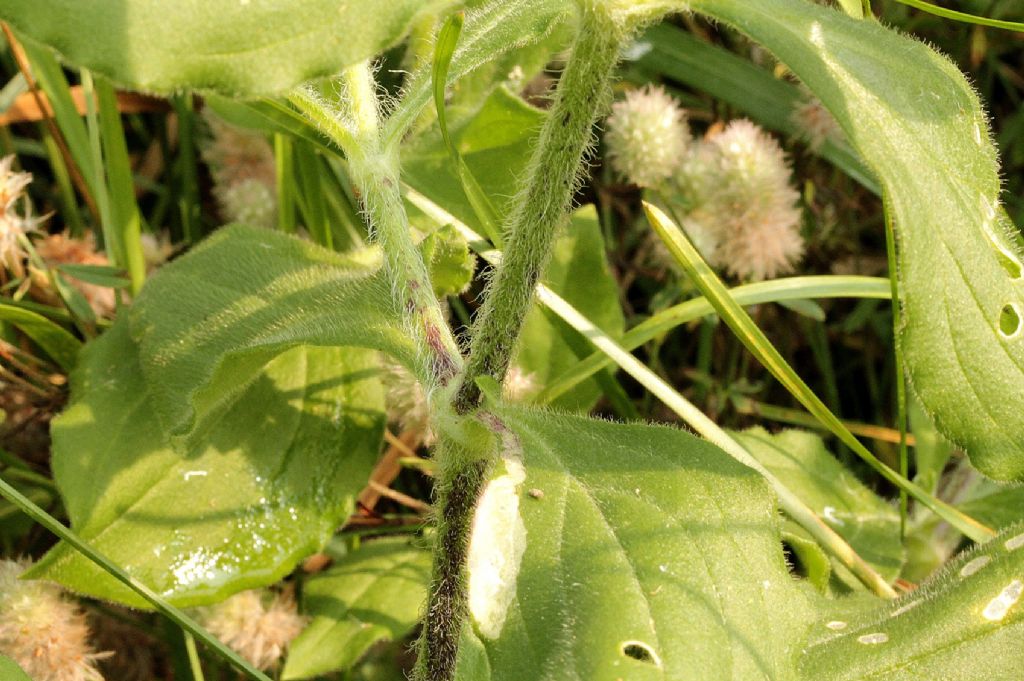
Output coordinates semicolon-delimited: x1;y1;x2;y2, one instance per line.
290;65;462;386
452;3;627;414
410;7;632;679
415;438;490;681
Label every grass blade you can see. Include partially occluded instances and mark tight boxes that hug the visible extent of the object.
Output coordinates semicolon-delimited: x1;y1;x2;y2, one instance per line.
892;0;1024;32
643;200;994;543
432;10;504;246
95;75;146;293
0;476;272;681
534;275;890;405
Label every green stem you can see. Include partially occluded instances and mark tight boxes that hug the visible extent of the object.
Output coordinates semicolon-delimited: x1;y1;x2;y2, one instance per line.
290;66;461;387
452;2;626;414
184;632;206;681
79;70;119;266
414;440;490;681
884;198;910;537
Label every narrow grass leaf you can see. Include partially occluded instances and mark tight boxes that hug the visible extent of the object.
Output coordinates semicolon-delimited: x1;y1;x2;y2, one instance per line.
644;201;993;543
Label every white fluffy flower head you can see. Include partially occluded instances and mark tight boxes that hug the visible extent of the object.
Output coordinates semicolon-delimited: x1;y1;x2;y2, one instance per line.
198;589;306;671
679;120;804;281
216;178;276;228
0;156;45;276
0;559;106;681
605;85;689;188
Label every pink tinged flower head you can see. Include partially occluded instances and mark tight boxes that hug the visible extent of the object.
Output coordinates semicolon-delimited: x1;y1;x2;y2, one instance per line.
197;589;306;671
686;120;804;281
0;559;107;681
604;85;690;188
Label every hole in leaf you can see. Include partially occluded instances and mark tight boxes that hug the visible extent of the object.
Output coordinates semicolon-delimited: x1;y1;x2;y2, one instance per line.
622;641;660;666
999;303;1022;339
994;249;1023;280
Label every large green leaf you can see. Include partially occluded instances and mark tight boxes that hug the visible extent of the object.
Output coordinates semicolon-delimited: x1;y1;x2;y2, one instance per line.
456;405;819;680
801;522;1024;680
127;226;416;442
30;320;384;608
385;0;571;143
687;0;1024;479
514;206;626;410
0;0;454;97
283;539;431;680
734;428;905;584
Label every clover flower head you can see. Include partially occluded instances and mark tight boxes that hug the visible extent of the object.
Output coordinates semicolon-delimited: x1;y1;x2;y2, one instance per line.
679;120;804;281
33;232;116;316
605;85;689;188
0;559;107;681
197;588;306;671
0;155;45;277
201;112;277;227
215;178;277;228
792;95;842;151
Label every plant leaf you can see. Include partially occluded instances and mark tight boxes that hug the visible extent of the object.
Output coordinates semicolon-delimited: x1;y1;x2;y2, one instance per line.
0;655;31;681
456;405;819;680
0;301;80;371
282;539;431;680
734;428;905;583
56;263;131;289
405;85;546;237
514;205;625;410
127;226;416;442
1;0;455;97
422;224;476;299
30;319;384;608
385;0;571;145
800;523;1024;680
687;0;1024;479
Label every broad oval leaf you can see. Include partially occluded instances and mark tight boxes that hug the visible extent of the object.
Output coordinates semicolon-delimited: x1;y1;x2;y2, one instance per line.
801;523;1024;680
283;538;431;680
688;0;1024;479
127;226;416;442
456;406;819;680
30;320;384;608
0;0;455;97
734;428;905;584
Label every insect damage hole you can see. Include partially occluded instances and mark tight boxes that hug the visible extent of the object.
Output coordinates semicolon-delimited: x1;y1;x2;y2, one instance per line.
621;641;662;667
999;303;1022;339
